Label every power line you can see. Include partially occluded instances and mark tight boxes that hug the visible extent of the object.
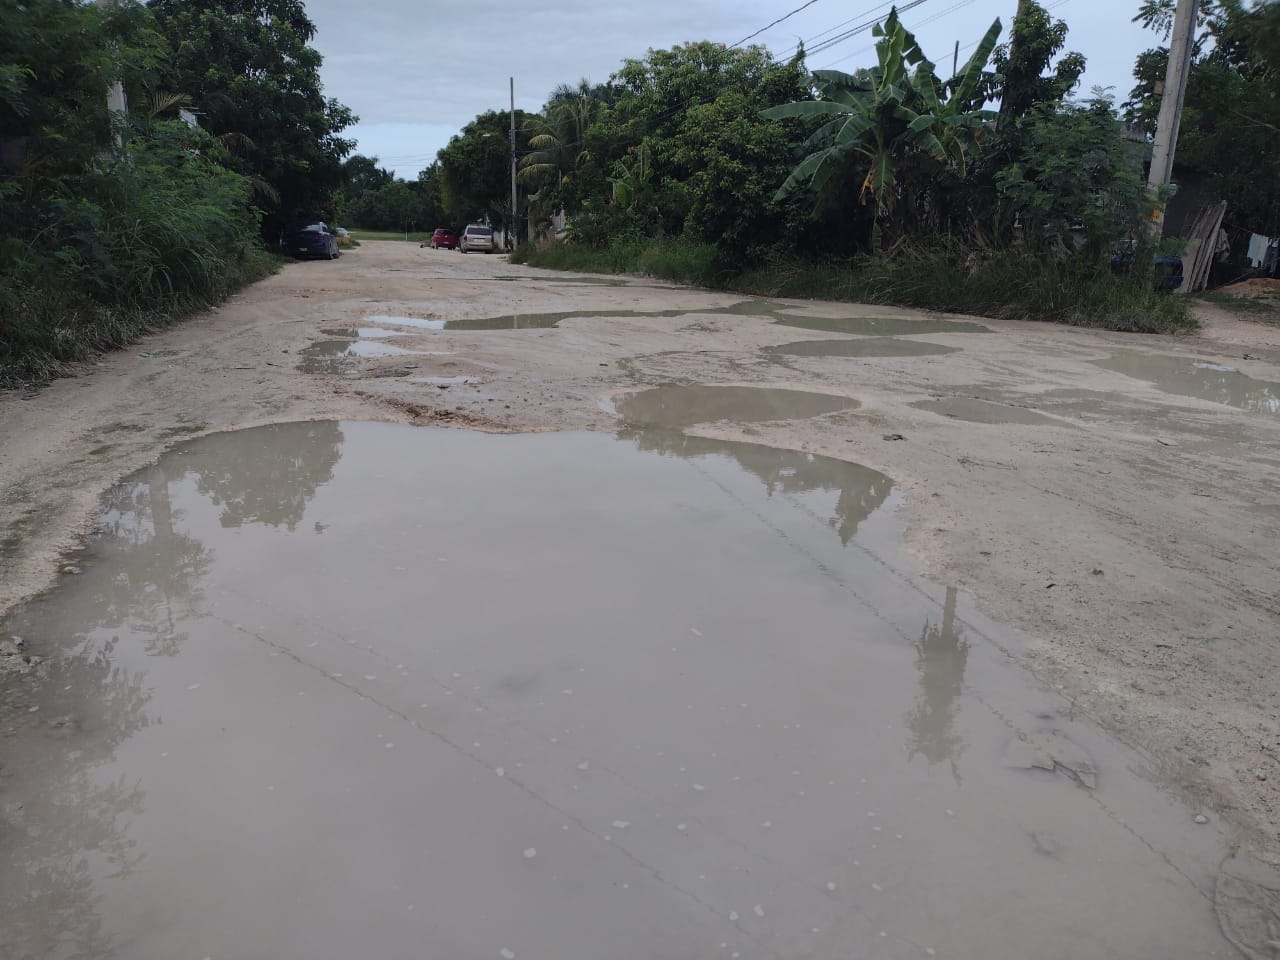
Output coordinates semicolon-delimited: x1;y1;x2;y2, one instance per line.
732;0;826;47
819;0;975;68
766;0;897;63
805;0;932;57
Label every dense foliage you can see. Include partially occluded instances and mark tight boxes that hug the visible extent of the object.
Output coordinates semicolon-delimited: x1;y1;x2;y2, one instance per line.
355;1;1235;332
1126;0;1280;235
1;0;353;384
146;0;356;241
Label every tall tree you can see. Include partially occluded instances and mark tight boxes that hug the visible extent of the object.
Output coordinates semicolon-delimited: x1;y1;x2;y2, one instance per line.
341;154;395;202
763;10;1002;243
993;0;1086;124
1126;0;1280;234
437;109;532;230
146;0;356;239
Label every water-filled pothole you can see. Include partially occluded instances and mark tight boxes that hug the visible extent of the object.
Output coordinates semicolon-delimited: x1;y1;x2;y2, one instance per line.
613;385;858;430
772;314;990;336
0;421;1235;958
321;326;410;339
298;339;442;373
769;338;962;358
1093;352;1280;413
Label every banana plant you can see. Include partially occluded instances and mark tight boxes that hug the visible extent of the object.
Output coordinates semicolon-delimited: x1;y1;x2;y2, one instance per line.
762;8;1001;226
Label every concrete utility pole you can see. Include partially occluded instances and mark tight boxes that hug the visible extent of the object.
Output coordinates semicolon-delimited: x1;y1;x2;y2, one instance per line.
509;77;518;250
1146;0;1198;237
95;0;128;144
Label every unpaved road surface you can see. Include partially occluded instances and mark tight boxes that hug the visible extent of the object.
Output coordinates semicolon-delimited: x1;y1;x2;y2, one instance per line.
2;241;1279;958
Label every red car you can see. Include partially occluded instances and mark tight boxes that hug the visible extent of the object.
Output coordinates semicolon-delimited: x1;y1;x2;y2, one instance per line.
425;227;457;250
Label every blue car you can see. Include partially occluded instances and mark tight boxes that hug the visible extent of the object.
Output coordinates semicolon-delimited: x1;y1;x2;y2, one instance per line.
282;222;340;260
1110;243;1182;290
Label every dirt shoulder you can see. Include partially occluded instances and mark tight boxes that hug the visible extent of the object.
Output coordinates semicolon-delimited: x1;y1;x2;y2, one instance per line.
3;240;1278;861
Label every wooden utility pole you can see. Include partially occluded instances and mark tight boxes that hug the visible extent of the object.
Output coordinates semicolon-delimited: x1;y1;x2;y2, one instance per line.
1146;0;1198;237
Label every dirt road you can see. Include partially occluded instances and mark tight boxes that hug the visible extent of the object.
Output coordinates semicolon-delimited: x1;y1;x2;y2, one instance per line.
2;238;1278;870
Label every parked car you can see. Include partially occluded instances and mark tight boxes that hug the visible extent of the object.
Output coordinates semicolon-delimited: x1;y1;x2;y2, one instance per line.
425;227;458;250
282;222;340;260
458;224;495;254
1110;241;1183;290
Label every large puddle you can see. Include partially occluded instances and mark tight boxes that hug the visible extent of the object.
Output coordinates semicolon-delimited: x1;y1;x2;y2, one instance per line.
0;422;1240;958
1094;352;1280;414
613;385;858;430
769;338;961;359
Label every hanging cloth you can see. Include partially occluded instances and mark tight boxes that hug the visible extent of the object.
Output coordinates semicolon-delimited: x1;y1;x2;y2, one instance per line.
1246;233;1271;267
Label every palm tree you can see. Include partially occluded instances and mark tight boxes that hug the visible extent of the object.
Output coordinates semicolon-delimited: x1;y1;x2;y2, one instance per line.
517;80;600;190
763;8;1001;239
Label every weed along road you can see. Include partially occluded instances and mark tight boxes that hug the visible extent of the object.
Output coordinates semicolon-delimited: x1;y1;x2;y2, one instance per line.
2;240;1280;959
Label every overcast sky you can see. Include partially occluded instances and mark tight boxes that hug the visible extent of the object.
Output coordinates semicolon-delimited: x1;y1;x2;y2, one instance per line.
306;0;1160;178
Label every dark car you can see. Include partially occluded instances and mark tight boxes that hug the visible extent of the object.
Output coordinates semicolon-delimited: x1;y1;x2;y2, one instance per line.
282;222;340;260
425;227;458;250
1110;242;1183;290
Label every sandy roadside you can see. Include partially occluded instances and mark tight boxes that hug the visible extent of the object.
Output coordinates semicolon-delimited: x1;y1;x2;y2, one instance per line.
2;239;1278;863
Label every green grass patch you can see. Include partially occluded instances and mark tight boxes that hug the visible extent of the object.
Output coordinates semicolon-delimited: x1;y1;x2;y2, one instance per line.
516;239;1195;335
511;238;719;287
347;229;432;243
1196;290;1280;322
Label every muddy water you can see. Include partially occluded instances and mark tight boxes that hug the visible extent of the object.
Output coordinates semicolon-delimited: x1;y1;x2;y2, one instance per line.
613;385;858;430
910;396;1066;426
771;315;990;336
0;422;1236;959
297;339;441;373
1094;352;1280;413
769;338;961;359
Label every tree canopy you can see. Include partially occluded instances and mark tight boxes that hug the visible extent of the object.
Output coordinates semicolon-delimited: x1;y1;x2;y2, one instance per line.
146;0;356;238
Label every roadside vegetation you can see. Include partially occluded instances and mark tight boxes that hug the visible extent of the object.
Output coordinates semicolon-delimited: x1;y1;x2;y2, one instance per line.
356;0;1280;335
0;0;354;386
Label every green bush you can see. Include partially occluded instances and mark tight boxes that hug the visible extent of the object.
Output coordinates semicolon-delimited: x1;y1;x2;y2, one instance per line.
520;238;720;287
1;121;272;385
729;243;1193;333
521;238;1194;334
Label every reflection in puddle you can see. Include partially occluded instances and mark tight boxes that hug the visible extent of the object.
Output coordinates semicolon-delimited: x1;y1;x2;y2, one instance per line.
619;426;892;544
772;315;990;336
298;339;438;373
177;422;345;530
614;385;857;430
320;327;409;339
364;314;446;330
1094;352;1280;413
769;338;961;358
911;396;1064;426
0;423;1239;958
906;586;968;781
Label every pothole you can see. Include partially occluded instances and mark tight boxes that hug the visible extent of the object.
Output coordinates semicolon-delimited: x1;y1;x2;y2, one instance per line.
613;384;858;430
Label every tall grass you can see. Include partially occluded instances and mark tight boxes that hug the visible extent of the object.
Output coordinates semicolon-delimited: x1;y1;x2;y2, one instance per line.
514;238;1195;334
1;122;275;386
511;238;719;287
